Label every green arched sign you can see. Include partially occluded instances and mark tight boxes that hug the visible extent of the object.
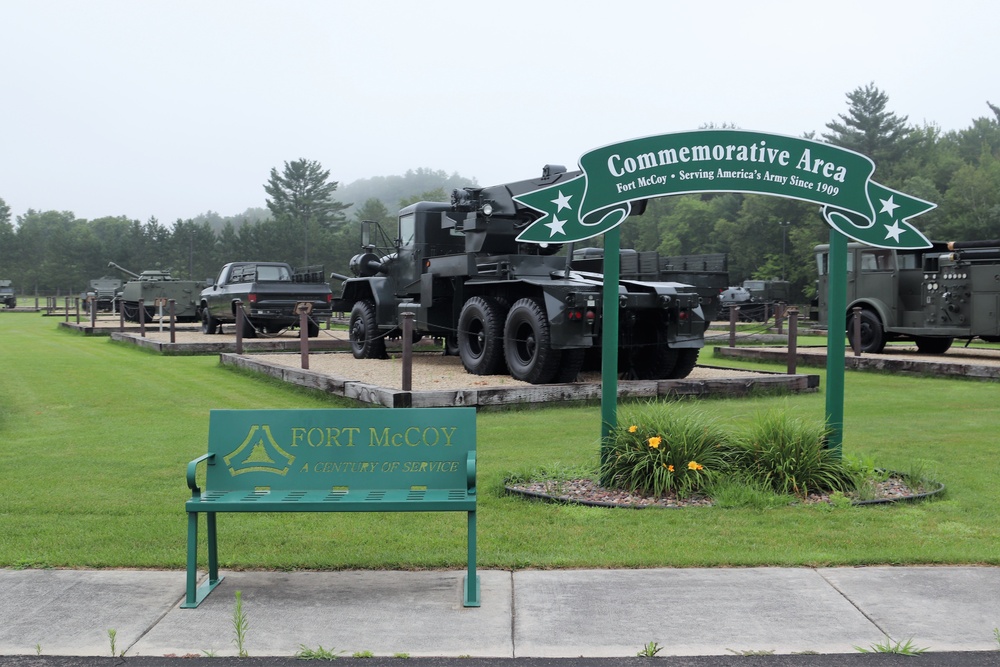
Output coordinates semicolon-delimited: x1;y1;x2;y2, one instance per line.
513;129;934;250
511;130;935;459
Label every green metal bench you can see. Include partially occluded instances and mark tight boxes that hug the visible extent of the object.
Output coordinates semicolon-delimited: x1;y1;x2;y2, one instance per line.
183;407;478;608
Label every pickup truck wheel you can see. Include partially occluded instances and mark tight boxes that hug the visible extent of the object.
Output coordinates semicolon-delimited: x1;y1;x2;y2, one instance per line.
307;318;320;338
850;309;885;354
458;296;506;375
240;314;257;339
200;308;218;335
349;300;387;359
503;298;560;384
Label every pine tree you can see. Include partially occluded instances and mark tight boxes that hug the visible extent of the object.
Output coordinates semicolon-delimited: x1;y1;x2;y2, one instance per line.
264;158;350;265
822;82;915;180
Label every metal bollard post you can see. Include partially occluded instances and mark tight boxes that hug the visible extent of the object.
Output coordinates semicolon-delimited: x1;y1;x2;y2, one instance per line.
75;297;81;324
401;312;414;392
851;306;862;357
89;297;97;329
169;299;176;344
299;305;310;370
139;298;146;338
787;307;798;375
64;297;69;322
235;300;244;355
728;305;739;347
119;302;125;332
776;303;785;335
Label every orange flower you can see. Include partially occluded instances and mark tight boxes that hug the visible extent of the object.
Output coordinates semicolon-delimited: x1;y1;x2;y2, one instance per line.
648;436;661;449
628;425;638;433
668;464;674;472
688;461;704;471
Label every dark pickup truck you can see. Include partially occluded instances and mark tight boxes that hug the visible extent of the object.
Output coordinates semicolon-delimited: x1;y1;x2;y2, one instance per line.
198;262;333;337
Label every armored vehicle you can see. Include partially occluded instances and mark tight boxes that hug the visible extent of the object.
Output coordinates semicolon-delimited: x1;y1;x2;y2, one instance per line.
85;276;123;312
719;279;791;321
331;165;706;385
0;280;15;309
108;262;206;322
815;240;1000;353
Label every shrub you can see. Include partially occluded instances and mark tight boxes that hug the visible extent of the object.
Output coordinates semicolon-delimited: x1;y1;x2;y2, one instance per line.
601;401;729;498
730;410;850;497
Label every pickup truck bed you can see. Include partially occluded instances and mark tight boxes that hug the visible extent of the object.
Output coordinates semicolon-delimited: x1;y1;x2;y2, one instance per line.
198;262;333;337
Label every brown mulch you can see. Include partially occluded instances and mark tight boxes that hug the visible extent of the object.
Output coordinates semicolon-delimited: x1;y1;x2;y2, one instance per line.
505;476;938;509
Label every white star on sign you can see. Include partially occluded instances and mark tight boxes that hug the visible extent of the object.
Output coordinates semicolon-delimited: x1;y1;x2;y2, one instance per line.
545;216;567;237
879;195;900;218
551;191;573;212
884;220;905;243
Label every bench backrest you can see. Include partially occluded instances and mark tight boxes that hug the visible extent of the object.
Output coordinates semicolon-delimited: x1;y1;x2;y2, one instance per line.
204;408;476;493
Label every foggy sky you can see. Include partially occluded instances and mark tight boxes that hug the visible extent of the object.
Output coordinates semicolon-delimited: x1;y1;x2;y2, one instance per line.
2;0;997;225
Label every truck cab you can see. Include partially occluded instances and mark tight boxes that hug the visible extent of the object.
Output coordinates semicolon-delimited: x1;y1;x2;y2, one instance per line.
814;241;974;353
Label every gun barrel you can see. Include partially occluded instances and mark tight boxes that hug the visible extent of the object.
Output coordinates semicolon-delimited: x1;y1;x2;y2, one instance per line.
107;261;141;279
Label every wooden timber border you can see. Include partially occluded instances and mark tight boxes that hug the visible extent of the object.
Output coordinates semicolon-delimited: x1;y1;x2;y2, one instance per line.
714;345;1000;381
221;353;819;409
107;331;351;355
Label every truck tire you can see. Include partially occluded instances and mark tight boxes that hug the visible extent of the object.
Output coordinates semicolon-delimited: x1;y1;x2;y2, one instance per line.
458;296;506;375
241;314;258;339
307;317;320;338
914;336;953;354
201;308;218;335
850;309;885;354
349;300;387;359
552;348;586;383
503;298;561;384
667;348;700;379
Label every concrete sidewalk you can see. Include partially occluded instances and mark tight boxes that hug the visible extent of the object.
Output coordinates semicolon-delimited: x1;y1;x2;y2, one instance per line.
1;567;999;659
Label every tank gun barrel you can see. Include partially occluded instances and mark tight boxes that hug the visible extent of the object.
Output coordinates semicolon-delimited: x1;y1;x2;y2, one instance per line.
947;240;1000;250
107;261;140;279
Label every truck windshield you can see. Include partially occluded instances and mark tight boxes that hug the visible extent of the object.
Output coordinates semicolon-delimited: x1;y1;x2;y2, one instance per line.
399;213;415;247
816;251;856;276
860;249;895;271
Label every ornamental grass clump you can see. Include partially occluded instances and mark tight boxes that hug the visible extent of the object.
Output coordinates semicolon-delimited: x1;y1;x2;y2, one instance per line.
601;402;729;498
731;410;850;497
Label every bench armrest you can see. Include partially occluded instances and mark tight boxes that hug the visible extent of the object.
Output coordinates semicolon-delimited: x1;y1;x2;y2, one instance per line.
466;451;476;496
187;453;215;498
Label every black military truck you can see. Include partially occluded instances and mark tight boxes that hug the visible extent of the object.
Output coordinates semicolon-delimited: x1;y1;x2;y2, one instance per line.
199;262;333;338
570;249;729;327
0;280;15;308
331;165;706;384
815;239;1000;354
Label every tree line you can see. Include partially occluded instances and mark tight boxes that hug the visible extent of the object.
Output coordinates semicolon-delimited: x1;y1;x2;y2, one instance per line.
2;83;999;300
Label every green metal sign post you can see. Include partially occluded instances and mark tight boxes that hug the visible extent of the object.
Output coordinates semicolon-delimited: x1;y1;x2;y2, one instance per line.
512;130;934;459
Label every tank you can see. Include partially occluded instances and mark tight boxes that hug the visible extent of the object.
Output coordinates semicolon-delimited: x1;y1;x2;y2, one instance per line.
107;262;207;322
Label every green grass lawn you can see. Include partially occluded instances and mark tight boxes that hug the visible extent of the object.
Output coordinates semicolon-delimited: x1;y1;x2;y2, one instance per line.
1;312;998;571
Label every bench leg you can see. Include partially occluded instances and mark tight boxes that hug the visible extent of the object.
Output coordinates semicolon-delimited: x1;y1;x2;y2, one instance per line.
464;509;480;607
182;511;224;609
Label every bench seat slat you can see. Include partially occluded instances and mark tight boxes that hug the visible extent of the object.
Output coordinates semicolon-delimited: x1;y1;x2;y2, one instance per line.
186;488;475;513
